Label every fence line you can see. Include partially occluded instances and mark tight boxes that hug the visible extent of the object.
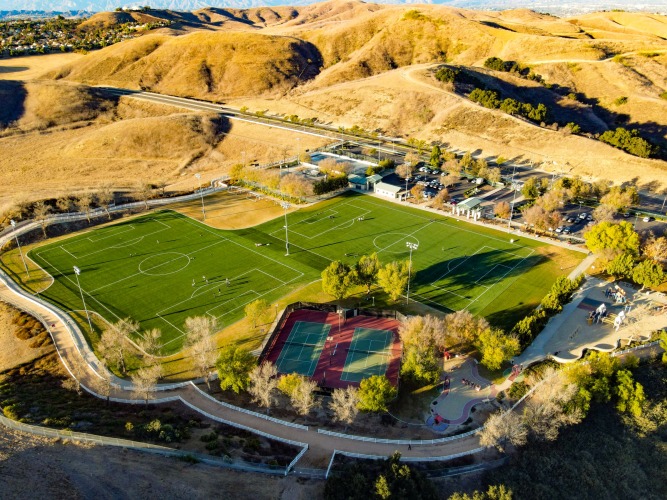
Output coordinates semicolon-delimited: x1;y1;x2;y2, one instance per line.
178;398;309;457
286;444;310;476
316;427;478;445
0;411;302;476
325;446;488;478
189;382;309;431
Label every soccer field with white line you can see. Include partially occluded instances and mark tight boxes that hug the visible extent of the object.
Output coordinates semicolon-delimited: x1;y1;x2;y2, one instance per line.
29;192;582;354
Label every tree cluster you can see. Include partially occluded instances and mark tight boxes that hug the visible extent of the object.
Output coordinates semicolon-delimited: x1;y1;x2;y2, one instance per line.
585;221;665;290
599;127;657;158
468;88;548;123
511;276;583;347
313;174;349;195
324;452;438;500
321;253;411;304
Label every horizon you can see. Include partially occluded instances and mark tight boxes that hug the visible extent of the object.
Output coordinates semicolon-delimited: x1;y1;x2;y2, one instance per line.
1;0;667;18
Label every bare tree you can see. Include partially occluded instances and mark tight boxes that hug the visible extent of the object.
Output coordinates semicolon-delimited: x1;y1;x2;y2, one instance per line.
97;185;115;220
155;180;168;197
479;410;527;452
98;318;138;375
184;316;218;388
330;386;359;429
248;362;278;412
280;173;313;199
593;204;617;223
442;173;459;187
494;201;511;219
92;367;114;405
136;182;153;210
643;234;667;262
138;328;162;358
444;310;489;346
291;378;319;416
76;193;94;224
430;188;450;210
522;367;582;441
56;195;73;214
396;163;414;180
32;201;51;238
132;364;163;407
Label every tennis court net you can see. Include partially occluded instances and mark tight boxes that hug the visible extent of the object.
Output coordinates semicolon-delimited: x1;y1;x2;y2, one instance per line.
346;347;392;357
282;340;324;349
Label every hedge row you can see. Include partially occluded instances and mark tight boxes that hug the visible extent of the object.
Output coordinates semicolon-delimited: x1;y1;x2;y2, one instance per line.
511;275;584;348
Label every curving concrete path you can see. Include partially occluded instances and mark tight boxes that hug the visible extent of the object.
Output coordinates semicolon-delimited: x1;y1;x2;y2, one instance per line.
0;265;484;469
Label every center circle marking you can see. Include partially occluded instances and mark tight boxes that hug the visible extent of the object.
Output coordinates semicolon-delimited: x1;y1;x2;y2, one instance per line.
373;233;420;253
139;252;190;276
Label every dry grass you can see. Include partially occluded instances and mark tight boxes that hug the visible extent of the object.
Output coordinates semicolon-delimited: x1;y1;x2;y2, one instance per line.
50;31;321;100
0;303;54;372
0;53;84;81
170;189;293;230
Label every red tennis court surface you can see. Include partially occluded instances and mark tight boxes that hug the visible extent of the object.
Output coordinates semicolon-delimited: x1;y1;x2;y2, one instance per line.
263;309;402;389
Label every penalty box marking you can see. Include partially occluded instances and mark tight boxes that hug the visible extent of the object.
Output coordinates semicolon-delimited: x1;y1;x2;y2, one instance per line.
57;218;172;260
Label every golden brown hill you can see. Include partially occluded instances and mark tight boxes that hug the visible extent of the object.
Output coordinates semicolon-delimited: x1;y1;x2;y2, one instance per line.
78;10;168;29
0;80;116;132
48;31;322;99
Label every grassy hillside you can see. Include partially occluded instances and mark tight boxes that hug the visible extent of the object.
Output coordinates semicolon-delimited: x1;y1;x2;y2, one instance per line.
49;31;322;100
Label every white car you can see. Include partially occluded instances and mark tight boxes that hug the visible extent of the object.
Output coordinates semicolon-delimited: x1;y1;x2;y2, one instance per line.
643;216;653;222
579;213;588;219
555;226;564;233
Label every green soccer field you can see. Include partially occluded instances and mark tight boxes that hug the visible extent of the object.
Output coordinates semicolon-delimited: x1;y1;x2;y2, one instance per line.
29;191;582;354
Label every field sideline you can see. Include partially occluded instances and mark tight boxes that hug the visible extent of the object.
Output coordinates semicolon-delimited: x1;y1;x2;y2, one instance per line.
28;191;583;354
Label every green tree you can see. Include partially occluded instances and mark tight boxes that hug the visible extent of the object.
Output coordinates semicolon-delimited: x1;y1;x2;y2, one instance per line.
376;260;411;302
355;253;381;295
434;66;459;83
474;329;520;371
605;252;635;279
321;261;355;301
448;485;513;500
584;221;640;261
659;330;667;364
521;177;540;199
277;372;303;397
216;345;256;394
244;298;269;328
357;375;397;412
615;369;645;417
430;145;442;168
632;260;665;290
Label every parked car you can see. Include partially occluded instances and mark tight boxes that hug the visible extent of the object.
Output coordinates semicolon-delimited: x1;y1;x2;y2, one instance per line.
579;212;588;219
555;226;564;233
643;216;654;222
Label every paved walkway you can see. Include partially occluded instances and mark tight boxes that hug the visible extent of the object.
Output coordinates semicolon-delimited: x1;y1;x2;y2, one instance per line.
516;275;666;366
0;274;483;468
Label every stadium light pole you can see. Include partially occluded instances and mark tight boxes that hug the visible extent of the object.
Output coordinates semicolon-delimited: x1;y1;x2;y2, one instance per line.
281;202;290;256
10;220;30;278
73;266;94;334
195;173;206;221
508;163;518;231
405;241;419;305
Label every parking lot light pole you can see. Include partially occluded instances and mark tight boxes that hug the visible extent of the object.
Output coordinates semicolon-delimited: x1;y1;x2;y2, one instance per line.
281;202;290;256
406;241;419;305
10;220;30;278
195;173;206;221
73;266;94;334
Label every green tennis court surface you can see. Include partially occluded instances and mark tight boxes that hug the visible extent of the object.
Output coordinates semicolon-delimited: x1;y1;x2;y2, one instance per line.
26;192;582;354
340;327;394;382
274;321;330;376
